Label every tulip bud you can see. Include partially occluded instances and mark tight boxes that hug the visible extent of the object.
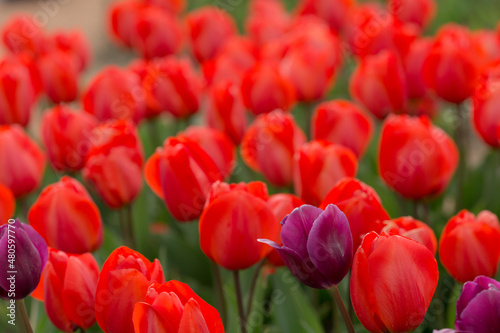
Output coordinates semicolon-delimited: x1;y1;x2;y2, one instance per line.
246;0;290;45
133;281;224;332
28;177;103;254
403;38;433;100
296;0;354;32
259;204;353;288
439;210;500;283
351;232;438;333
389;0;436;29
144;0;185;14
45;30;91;73
0;219;48;299
1;15;44;56
0;184;15;224
381;216;437;254
108;1;145;48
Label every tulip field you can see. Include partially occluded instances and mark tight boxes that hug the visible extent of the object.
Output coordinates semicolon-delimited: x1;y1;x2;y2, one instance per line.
1;0;500;332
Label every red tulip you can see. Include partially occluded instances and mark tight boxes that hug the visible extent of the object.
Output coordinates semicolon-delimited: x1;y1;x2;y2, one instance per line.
41;105;98;172
403;38;433;100
186;6;237;63
389;0;436;29
320;177;389;250
145;56;203;119
351;232;438;333
0;184;15;224
312;100;374;158
473;29;500;63
42;249;99;332
28;176;103;254
127;59;162;119
108;1;145;48
206;80;248;144
82;120;144;208
133;281;224;333
246;0;290;45
82;66;145;122
45;30;91;73
0;125;45;197
199;181;279;270
378;115;459;199
241;62;296;115
266;193;305;266
381;216;437;254
0;56;37;126
350;50;407;119
94;246;165;333
1;15;44;56
439;210;500;283
294;140;358;206
144;136;222;221
241;110;306;187
296;0;354;32
144;0;185;13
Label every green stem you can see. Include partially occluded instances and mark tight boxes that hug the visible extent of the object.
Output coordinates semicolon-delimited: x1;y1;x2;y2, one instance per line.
78;327;87;333
211;263;227;327
233;270;247;333
17;299;33;333
331;285;355;333
147;119;162;148
455;103;468;210
245;260;265;318
119;205;136;249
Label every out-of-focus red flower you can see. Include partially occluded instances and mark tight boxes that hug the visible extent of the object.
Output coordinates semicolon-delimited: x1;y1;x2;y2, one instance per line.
108;1;145;48
473;29;500;63
350;50;407;119
351;232;438;333
294;140;358;206
180;126;236;179
133;281;224;333
320;177;389;251
0;56;37;126
378;115;459;199
296;0;355;32
206;80;248;144
0;125;45;197
0;184;15;224
186;6;237;63
82;120;144;208
312;100;374;158
241;62;296;115
94;247;165;333
473;60;500;147
439;210;500;283
44;30;92;73
423;24;487;104
28;176;103;254
144;136;222;221
145;56;203;119
82;66;145;123
41;249;99;332
144;0;185;13
241;110;306;187
41;105;98;172
382;216;437;254
266;193;305;266
1;15;44;56
127;59;161;119
199;181;279;270
246;0;291;45
389;0;436;29
403;38;433;99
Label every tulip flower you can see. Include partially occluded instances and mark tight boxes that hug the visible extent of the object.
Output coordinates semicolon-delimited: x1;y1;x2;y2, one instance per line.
439;210;500;283
241;62;296;115
0;56;38;126
82;120;144;208
389;0;436;29
144;0;185;14
94;246;165;333
0;125;46;197
349;50;407;119
246;0;290;45
199;181;279;270
403;38;433;100
473;29;500;63
241;110;306;187
133;281;224;332
320;177;390;251
42;249;99;332
145;56;203;119
259;204;353;288
351;231;439;333
1;15;44;55
311;100;374;158
144;136;222;221
41;105;98;172
0;219;48;299
186;6;237;63
37;50;79;104
455;276;500;332
296;0;354;32
378;115;459;199
45;30;91;73
294;140;358;206
82;66;145;123
108;1;145;48
381;216;437;254
0;184;15;224
206;80;248;144
28;177;103;254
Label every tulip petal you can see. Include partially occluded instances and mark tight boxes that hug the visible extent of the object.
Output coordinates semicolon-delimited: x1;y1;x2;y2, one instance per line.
280;205;323;258
133;302;171;333
178;299;210;333
456;286;500;332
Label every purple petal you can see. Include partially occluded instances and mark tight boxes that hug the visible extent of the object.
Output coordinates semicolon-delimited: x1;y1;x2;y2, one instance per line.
20;223;48;268
457;276;500;320
456;284;500;332
307;204;353;286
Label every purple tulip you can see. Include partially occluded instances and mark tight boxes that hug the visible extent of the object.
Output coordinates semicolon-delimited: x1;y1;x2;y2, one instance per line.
0;219;48;299
455;275;500;332
259;204;353;289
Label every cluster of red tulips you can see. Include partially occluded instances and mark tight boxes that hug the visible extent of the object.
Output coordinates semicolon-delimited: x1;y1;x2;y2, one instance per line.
1;0;500;332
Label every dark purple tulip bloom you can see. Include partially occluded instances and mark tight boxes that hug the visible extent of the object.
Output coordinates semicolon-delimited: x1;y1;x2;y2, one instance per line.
259;204;353;289
0;219;48;299
455;275;500;332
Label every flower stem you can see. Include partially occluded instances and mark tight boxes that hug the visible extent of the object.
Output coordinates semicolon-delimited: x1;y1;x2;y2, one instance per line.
211;263;227;327
17;299;33;333
455;103;468;209
331;285;355;333
119;204;136;249
147;119;162;148
245;260;265;318
232;270;247;333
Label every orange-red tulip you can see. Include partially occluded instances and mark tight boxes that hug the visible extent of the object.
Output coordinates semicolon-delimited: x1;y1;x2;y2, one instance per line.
0;184;15;224
296;0;354;32
439;210;500;283
1;15;44;56
403;38;433;100
473;29;500;63
108;1;145;48
246;0;290;45
389;0;436;29
144;0;185;14
37;50;79;104
381;216;437;254
45;30;91;73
